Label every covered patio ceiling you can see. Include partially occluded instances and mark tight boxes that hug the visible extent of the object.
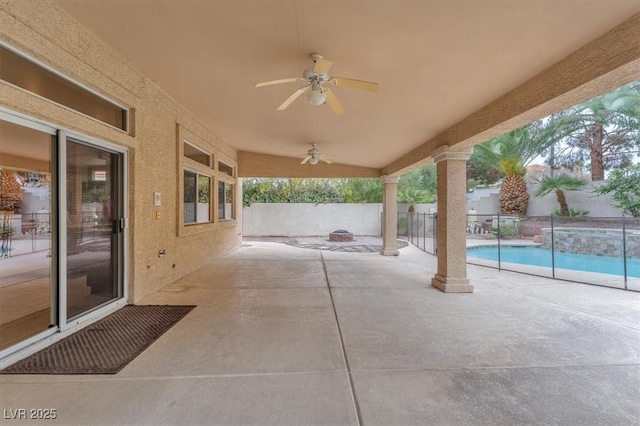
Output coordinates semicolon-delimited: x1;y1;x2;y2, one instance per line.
55;0;640;176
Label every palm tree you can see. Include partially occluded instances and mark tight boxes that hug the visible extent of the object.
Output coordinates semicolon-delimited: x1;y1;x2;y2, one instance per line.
559;85;640;181
0;169;22;212
473;120;570;215
534;175;586;215
398;188;433;212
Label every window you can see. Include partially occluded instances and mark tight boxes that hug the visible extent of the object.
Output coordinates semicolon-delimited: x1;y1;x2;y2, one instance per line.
0;45;129;131
218;161;234;177
178;128;236;231
184;141;211;167
182;139;213;225
218;181;234;221
184;170;211;224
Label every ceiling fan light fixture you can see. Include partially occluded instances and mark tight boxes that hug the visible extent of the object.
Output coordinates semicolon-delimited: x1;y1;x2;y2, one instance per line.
309;156;319;165
255;54;378;114
307;88;326;105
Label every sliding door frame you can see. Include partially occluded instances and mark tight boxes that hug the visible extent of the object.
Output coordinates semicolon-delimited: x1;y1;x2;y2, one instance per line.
0;110;58;358
0;107;129;358
61;132;129;330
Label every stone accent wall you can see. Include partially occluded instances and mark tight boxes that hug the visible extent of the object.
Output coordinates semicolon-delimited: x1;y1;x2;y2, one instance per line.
541;228;640;258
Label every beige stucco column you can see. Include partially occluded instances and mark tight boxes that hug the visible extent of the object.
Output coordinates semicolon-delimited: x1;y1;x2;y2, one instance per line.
380;175;400;256
431;146;474;292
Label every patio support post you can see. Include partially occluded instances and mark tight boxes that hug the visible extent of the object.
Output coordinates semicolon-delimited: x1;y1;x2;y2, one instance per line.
431;146;474;293
380;175;401;256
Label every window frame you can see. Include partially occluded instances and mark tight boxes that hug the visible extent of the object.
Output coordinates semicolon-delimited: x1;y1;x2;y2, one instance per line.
0;43;130;133
183;168;212;225
218;160;235;177
217;180;235;221
177;124;237;237
184;140;212;168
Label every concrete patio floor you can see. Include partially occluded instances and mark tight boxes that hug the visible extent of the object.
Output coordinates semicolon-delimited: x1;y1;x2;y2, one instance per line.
1;241;639;425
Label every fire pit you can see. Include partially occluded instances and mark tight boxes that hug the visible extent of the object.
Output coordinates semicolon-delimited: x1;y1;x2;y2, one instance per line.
329;229;353;242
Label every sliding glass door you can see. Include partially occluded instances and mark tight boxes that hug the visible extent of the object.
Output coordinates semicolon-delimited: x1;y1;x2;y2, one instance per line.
66;140;123;319
0;111;126;354
0;119;55;350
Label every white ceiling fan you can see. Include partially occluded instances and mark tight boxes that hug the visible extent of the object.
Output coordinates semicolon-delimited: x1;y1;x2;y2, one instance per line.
301;143;332;165
255;53;379;115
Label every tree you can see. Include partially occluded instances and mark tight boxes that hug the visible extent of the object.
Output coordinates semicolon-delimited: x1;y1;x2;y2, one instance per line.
0;169;22;212
396;164;437;211
473;120;569;215
242;178;343;206
398;189;433;212
467;152;501;185
242;165;438;206
593;165;640;217
338;179;382;203
554;84;640;181
533;174;586;216
399;164;437;197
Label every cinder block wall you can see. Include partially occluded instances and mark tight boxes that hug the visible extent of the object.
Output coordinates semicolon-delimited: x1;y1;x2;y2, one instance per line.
243;203;438;236
243;203;384;236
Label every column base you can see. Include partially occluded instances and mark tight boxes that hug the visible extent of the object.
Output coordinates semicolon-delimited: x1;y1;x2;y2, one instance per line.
431;274;473;293
380;248;399;256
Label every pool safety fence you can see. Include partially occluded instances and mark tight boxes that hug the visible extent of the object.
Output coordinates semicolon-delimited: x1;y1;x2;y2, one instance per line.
399;212;640;292
396;211;438;255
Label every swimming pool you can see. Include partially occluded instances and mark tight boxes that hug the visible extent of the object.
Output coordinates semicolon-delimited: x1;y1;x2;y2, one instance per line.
467;245;640;278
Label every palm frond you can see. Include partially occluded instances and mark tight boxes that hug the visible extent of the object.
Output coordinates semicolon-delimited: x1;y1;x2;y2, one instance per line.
534;174;586;197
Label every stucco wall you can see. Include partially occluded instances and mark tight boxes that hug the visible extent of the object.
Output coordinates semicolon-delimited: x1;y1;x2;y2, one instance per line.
526;183;624;217
244;203;384;236
468;183;624;217
244;188;625;237
243;203;438;236
0;0;242;302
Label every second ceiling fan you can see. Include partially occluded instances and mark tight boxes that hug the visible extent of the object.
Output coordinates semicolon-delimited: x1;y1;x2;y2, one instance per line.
255;53;379;115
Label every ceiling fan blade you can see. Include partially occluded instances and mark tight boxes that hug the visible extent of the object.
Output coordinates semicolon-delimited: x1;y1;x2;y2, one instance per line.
255;78;302;88
324;88;345;115
313;58;333;74
331;77;379;92
277;86;310;110
301;155;311;164
320;156;333;164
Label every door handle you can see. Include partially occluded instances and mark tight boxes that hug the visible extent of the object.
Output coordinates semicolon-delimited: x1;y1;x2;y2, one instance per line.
113;218;126;233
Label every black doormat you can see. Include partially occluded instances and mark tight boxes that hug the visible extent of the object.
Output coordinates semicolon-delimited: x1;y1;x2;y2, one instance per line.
1;305;196;375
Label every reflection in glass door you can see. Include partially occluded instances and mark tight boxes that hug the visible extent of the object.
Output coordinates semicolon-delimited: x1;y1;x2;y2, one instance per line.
66;140;122;319
0;120;55;350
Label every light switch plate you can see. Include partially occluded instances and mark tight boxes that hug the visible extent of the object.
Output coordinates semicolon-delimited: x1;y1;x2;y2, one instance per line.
154;192;161;206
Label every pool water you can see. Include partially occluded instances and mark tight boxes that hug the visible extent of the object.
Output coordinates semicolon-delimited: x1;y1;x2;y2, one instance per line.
467;245;640;278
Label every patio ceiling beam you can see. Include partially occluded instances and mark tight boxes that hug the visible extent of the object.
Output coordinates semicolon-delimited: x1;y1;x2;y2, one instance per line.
237;151;381;178
382;12;640;177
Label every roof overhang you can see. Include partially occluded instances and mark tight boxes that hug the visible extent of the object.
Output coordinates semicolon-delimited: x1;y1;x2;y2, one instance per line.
53;1;640;178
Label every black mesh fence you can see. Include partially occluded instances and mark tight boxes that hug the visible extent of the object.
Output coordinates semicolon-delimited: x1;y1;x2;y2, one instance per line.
398;212;437;255
400;212;639;292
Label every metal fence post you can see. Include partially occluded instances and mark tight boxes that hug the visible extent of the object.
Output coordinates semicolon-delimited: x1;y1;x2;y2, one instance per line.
497;212;501;271
622;215;628;290
433;213;437;255
550;214;555;278
410;212;414;244
422;212;426;251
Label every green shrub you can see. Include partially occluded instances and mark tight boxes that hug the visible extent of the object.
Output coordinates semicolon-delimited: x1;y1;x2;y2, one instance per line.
491;223;519;238
552;208;589;217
